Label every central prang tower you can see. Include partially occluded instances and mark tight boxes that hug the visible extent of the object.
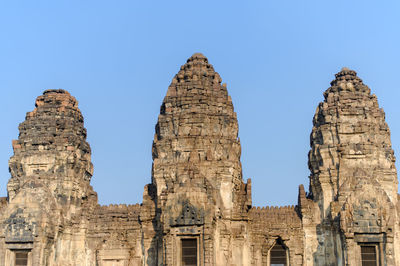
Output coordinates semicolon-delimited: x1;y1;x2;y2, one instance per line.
141;53;252;265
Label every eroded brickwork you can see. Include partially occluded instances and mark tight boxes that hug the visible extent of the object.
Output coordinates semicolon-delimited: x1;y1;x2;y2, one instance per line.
0;56;398;266
87;204;142;265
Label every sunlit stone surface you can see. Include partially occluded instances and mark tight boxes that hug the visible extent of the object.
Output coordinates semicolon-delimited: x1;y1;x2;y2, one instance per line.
0;56;398;265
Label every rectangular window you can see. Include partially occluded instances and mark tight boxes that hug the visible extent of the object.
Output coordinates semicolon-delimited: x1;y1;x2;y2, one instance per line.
15;251;29;266
270;243;287;266
361;245;377;266
181;238;197;266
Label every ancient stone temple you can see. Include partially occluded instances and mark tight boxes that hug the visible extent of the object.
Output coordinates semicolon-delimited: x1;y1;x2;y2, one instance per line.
0;53;399;266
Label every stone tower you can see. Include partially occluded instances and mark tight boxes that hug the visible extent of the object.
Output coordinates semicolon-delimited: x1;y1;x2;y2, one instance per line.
304;68;400;265
142;53;252;265
8;89;95;206
3;89;97;265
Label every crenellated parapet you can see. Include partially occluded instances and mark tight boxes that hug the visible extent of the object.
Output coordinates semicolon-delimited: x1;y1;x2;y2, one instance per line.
250;205;300;225
94;203;141;216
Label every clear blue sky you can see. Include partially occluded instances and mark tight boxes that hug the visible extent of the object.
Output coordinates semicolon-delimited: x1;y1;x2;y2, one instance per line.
0;1;399;207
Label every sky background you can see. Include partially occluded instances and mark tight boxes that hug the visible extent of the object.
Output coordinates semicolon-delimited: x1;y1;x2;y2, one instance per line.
0;1;399;207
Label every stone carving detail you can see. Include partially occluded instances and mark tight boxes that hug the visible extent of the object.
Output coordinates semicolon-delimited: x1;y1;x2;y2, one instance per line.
4;208;36;243
172;201;204;226
0;58;398;265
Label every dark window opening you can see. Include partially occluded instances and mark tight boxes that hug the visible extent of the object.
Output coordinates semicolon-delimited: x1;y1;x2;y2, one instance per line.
15;250;29;266
361;245;377;266
270;240;287;266
182;238;197;266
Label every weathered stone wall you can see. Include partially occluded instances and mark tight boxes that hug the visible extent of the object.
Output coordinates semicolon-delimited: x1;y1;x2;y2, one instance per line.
249;206;303;265
0;56;398;266
87;204;142;265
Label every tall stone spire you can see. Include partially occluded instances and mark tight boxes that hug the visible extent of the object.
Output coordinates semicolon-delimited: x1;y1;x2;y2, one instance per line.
308;68;398;213
305;68;400;265
141;53;251;265
8;89;95;208
151;53;249;218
